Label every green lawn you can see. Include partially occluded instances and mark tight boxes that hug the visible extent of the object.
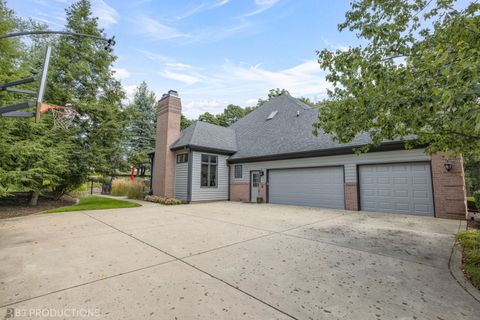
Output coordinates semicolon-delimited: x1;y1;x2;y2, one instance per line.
457;230;480;289
47;195;141;213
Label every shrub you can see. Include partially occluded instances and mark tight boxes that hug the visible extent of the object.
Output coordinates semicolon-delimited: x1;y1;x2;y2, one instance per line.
467;197;477;211
127;181;146;200
111;179;130;196
144;195;185;205
474;190;480;212
111;179;145;199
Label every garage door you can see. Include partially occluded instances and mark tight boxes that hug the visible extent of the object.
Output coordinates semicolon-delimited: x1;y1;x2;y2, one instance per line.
359;163;434;216
268;167;344;209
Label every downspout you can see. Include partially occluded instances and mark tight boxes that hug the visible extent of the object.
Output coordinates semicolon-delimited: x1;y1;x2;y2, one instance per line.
187;149;193;203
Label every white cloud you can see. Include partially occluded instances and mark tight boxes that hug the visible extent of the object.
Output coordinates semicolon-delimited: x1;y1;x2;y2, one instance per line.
112;67;131;80
92;0;119;28
136;15;185;40
243;0;279;17
138;51;329;118
159;70;203;85
123;85;137;104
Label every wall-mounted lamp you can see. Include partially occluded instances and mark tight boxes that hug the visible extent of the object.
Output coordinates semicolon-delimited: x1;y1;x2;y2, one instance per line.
260;170;265;177
444;159;453;172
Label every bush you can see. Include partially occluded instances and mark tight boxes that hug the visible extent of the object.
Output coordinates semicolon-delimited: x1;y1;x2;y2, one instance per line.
467;197;477;211
111;179;145;199
474;190;480;212
144;195;185;205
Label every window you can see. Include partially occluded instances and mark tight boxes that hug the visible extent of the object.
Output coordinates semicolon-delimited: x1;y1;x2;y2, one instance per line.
201;154;217;187
234;165;242;179
176;153;188;163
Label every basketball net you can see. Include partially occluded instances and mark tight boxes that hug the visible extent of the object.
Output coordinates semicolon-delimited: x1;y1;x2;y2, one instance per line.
40;103;79;129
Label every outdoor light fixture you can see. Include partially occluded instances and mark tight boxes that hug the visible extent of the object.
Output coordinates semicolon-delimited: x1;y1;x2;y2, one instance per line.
444;159;453;172
260;170;265;176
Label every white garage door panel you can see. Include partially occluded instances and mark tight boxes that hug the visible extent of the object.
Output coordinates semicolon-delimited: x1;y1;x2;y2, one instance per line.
269;167;344;209
359;163;434;216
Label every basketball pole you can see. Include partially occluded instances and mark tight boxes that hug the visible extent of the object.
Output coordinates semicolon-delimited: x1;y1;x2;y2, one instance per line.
36;45;51;123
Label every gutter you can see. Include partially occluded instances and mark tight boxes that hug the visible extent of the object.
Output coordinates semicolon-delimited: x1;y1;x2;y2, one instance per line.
228;141;423;164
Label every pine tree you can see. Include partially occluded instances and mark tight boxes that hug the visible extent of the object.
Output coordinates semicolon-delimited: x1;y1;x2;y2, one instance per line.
45;0;126;178
125;81;156;169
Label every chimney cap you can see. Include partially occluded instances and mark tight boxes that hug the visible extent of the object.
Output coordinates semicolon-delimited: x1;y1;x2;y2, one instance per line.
161;90;179;100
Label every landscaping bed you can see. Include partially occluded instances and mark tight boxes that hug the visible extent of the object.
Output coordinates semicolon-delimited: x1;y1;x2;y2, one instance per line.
0;194;77;219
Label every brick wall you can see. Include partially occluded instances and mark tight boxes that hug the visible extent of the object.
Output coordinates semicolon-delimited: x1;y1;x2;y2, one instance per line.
431;153;467;219
152;92;181;198
344;182;359;211
230;182;249;202
258;182;267;202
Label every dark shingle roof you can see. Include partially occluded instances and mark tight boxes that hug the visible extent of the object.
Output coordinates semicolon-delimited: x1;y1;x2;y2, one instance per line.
171;121;237;153
228;94;372;160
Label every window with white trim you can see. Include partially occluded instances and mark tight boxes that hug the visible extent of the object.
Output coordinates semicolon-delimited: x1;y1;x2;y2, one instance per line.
201;154;217;187
234;165;242;179
176;153;188;163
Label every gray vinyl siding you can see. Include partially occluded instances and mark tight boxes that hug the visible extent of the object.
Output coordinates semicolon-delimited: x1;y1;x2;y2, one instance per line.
230;149;430;184
174;152;189;201
191;151;229;201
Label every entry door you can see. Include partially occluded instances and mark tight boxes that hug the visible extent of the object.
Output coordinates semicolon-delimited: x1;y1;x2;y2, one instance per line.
250;171;261;202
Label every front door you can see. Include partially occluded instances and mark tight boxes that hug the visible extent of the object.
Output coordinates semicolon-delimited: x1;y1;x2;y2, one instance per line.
250;171;261;202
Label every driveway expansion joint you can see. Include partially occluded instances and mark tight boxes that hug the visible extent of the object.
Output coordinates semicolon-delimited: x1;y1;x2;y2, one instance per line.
82;212;299;320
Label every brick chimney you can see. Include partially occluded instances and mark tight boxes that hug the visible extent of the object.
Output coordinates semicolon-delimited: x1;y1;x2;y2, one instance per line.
152;90;181;198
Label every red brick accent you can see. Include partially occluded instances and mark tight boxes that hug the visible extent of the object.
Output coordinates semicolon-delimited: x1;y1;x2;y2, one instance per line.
344;182;359;211
431;153;467;219
152;92;181;198
258;182;267;202
230;182;249;202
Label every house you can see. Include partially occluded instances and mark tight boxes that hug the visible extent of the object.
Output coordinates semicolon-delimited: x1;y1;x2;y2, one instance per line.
151;90;467;219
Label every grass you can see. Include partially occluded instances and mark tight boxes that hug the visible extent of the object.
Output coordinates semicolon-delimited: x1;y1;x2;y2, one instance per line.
111;179;146;199
457;229;480;289
46;195;141;213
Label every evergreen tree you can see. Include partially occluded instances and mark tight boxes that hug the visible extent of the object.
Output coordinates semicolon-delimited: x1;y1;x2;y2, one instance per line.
0;1;76;203
125;81;156;168
45;0;126;179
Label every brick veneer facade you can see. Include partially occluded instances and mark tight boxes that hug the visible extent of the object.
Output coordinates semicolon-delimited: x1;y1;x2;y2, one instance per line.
431;154;467;219
152;91;181;198
344;182;359;211
230;182;249;202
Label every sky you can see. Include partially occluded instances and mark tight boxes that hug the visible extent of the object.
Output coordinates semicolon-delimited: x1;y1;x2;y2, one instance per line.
10;0;361;118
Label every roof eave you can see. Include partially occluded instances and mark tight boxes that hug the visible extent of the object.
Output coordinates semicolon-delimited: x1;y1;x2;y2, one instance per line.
228;141;422;164
171;144;237;155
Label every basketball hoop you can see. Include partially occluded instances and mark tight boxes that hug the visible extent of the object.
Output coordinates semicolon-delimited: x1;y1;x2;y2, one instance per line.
40;103;79;129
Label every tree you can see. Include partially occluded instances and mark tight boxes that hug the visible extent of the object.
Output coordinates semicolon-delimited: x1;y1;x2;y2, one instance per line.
298;97;323;108
198;112;221;126
181;114;192;130
0;1;76;203
315;0;480;157
125;81;156;169
257;88;290;107
217;104;254;126
45;0;126;179
197;104;255;127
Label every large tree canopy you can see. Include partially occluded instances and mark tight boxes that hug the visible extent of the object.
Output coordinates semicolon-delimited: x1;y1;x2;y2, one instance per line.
316;0;480;157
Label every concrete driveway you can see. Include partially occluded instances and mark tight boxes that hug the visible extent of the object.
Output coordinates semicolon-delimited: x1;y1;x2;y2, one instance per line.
1;201;479;319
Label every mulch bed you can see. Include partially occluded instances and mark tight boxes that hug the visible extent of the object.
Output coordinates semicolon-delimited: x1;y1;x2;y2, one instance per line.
0;194;77;219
